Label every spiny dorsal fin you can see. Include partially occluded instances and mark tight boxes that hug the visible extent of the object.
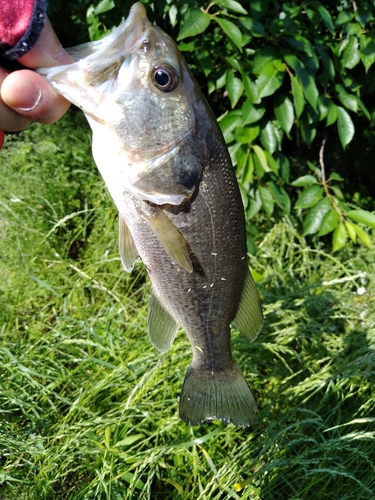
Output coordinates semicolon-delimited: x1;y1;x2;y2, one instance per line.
118;214;138;272
233;270;263;342
148;289;179;353
145;206;193;273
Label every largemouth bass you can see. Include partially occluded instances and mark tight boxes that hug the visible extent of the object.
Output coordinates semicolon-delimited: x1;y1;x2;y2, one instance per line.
38;2;263;426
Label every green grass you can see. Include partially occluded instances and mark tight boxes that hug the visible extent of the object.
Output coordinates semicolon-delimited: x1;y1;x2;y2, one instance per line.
1;111;374;499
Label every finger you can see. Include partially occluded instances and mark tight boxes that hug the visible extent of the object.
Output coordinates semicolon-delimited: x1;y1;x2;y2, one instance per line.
1;69;71;125
0;68;32;131
18;17;73;68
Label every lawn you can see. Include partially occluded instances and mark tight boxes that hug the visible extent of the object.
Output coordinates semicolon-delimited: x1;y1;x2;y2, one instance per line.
1;111;374;499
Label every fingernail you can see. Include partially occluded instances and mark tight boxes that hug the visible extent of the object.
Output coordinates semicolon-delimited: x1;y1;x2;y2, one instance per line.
5;80;42;111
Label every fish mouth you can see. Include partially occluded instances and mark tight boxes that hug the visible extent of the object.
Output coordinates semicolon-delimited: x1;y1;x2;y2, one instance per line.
37;3;153;93
66;3;152;87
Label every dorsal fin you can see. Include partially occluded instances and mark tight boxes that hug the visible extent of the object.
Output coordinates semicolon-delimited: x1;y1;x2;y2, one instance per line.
148;289;179;353
233;270;263;342
118;214;138;272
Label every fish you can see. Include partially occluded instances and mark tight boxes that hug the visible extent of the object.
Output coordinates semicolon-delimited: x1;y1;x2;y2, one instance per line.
37;2;263;426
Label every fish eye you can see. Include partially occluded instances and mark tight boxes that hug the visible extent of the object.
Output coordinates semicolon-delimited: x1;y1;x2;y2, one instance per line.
151;65;178;92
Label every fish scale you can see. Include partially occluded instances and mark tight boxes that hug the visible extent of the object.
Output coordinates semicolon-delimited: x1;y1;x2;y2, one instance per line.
37;2;263;426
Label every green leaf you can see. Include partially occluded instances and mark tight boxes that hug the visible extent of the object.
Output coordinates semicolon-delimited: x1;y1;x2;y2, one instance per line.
226;69;244;108
315;3;334;32
218;111;242;142
177;9;211;40
246;234;257;255
252;46;281;75
359;34;375;73
250;0;270;18
215;17;243;51
335;11;354;26
239;17;267;37
316;45;335;81
259;185;275;217
268;181;291;214
282;50;300;73
354;95;371;121
255;65;285;99
345;221;357;243
346;209;375;228
342;36;360;69
317;95;329;120
290;74;305;119
291;175;318;187
234;125;260;144
247;189;262;219
260;121;278;154
253;153;265;179
332;222;348;252
242;151;255;184
115;434;145;447
252;145;271;172
273;94;294;136
283;35;319;71
337;92;358;113
280;154;290;183
303;197;332;236
326;101;338;126
336;106;355;148
242;73;259;103
265;151;279;175
353;223;371;248
307;161;321;180
329;172;344;181
299;112;317;147
318;209;339;236
92;0;115;15
331;185;344;200
241;100;266;125
216;0;248;15
295;185;324;209
298;67;319;112
355;6;372;28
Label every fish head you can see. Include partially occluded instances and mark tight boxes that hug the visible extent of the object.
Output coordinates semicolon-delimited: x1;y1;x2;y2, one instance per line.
38;3;204;206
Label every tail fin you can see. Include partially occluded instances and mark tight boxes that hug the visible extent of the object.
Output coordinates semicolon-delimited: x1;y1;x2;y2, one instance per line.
179;364;257;426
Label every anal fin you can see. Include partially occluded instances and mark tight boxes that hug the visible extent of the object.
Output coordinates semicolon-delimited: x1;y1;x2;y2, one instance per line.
234;269;263;342
148;289;179;353
118;214;138;272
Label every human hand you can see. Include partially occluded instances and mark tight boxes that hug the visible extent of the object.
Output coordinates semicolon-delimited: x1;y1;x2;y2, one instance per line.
0;17;73;134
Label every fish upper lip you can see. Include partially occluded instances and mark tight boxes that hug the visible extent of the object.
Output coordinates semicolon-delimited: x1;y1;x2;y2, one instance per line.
36;3;152;89
84;3;151;64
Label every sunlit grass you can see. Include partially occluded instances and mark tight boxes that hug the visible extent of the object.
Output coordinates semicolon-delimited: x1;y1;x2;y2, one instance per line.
1;111;374;499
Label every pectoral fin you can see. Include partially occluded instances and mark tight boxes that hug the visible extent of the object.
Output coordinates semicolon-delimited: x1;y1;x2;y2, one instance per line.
148;289;179;353
118;214;138;272
145;206;193;273
234;270;263;342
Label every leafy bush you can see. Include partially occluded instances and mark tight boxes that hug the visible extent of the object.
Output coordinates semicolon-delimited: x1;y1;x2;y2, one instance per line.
48;0;375;253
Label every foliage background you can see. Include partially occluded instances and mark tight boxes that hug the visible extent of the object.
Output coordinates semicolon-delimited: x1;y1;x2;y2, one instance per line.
1;1;375;499
47;0;375;254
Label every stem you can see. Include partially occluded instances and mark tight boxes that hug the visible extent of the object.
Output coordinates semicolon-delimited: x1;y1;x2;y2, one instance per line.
201;3;215;14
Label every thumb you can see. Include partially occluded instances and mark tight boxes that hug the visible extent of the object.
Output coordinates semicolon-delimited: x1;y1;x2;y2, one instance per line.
18;16;73;68
0;17;73;129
